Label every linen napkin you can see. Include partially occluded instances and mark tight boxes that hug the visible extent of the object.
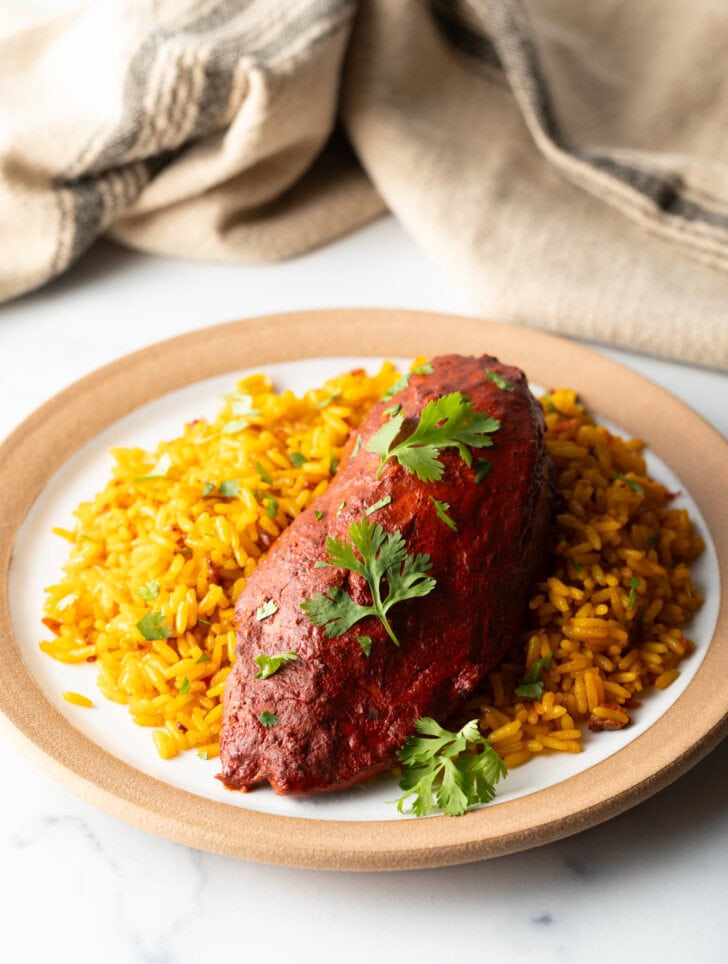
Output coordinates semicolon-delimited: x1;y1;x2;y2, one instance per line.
2;0;728;370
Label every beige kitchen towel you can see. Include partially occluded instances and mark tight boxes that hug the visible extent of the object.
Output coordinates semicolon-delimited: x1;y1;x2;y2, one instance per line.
2;0;728;369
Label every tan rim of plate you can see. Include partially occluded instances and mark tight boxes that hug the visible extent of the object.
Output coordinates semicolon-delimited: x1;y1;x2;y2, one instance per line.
0;309;726;871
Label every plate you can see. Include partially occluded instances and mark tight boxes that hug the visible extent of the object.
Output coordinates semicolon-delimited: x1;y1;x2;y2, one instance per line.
1;309;726;869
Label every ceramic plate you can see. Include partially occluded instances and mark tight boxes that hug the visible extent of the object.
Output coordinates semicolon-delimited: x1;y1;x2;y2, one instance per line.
1;310;726;870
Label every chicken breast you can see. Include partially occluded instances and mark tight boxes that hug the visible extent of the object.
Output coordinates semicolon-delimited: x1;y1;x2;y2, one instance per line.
219;354;553;795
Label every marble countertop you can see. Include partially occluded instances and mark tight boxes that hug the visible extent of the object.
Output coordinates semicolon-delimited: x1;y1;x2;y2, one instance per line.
1;218;726;964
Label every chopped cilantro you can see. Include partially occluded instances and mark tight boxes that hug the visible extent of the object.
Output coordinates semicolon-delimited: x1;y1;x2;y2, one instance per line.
368;391;500;483
316;389;341;409
383;403;402;417
136;612;171;641
256;599;278;621
197;749;209;760
135;452;172;482
412;363;434;375
486;370;515;392
475;458;494;484
329;452;339;475
352;434;363;457
195;651;211;663
314;510;325;521
263;494;278;519
202;481;216;497
178;676;190;695
221;419;251;435
254;651;298;680
218;480;240;498
365;495;392;516
337;501;348;517
138;579;160;603
627;576;640;608
514;653;553;700
430;497;457;531
572;558;583;573
256;462;272;484
227;394;259;418
302;518;436;647
258;711;278;728
382;373;410;401
289;451;307;467
614;472;645;494
357;635;372;657
396;718;507;817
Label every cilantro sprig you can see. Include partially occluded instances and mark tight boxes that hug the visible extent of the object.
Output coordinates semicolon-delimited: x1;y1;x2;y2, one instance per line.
396;718;507;817
301;518;436;647
368;391;500;482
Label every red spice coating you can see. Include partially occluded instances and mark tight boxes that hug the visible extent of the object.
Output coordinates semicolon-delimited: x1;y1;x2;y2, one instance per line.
219;354;553;795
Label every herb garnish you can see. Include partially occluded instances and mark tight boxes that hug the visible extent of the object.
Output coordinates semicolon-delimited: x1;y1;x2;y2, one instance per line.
514;653;553;700
383;403;402;417
430;497;457;531
135;452;172;482
382;373;410;401
474;458;493;484
195;652;211;663
263;494;278;519
138;579;160;603
179;676;191;695
256;599;278;621
256;462;272;484
614;472;645;494
254;651;298;680
301;518;436;646
365;495;392;516
221;419;251;435
316;389;341;409
486;370;515;392
314;510;325;521
627;576;640;608
289;451;307;467
329;453;339;475
368;391;500;482
197;749;209;760
258;711;278;728
357;635;372;657
412;363;434;375
202;481;216;496
396;718;507;817
337;501;348;516
136;612;172;641
352;434;363;456
218;480;240;498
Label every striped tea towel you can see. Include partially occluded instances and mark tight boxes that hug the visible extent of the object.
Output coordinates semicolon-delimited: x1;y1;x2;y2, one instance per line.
2;0;728;369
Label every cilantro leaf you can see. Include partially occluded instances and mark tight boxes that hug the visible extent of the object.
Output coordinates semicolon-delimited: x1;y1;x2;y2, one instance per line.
256;462;272;484
627;575;640;608
135;452;172;482
382;373;410;401
256;599;278;621
178;676;190;695
357;635;372;657
614;472;645;494
254;651;298;680
430;497;457;531
289;451;307;467
218;480;240;498
138;579;160;603
383;403;402;417
195;652;211;663
412;363;434;375
136;612;172;641
263;494;278;519
258;711;278;727
202;481;216;497
365;495;392;516
514;653;553;700
329;453;339;475
352;433;363;456
486;370;515;392
221;418;251;435
396;718;507;817
314;510;325;521
475;458;493;484
316;389;341;409
302;518;436;646
368;392;500;482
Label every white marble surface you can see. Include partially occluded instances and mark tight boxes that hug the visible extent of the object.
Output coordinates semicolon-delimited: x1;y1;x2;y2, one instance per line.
1;217;726;964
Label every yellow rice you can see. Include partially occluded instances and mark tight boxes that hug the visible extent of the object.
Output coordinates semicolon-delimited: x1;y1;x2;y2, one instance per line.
41;373;704;766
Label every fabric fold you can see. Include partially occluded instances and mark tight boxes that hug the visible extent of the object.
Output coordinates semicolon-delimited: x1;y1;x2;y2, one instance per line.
1;0;727;368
